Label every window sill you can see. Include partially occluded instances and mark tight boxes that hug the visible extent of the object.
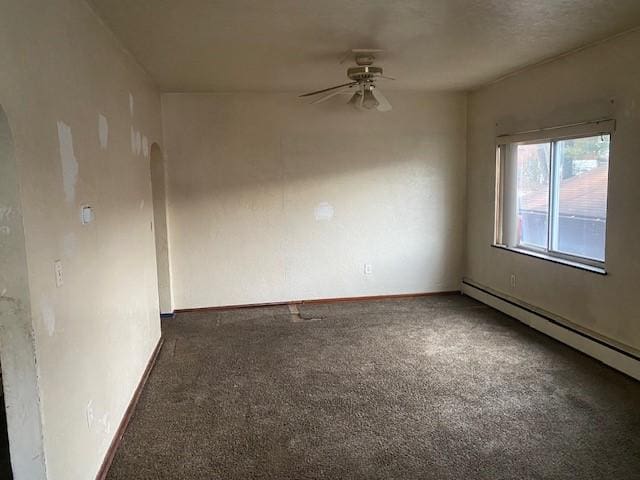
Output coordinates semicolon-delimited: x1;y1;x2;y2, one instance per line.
491;244;607;275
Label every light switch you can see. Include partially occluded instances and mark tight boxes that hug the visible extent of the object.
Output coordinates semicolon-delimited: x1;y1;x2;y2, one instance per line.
81;205;94;225
54;260;63;287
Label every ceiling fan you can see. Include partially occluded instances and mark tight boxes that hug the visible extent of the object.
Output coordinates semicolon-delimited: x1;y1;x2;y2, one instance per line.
299;49;394;112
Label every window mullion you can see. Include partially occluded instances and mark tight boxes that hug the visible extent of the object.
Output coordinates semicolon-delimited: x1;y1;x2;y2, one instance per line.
547;140;553;252
549;140;561;252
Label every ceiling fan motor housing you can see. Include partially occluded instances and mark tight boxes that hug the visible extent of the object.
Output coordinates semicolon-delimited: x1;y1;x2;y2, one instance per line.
347;66;383;81
354;53;376;65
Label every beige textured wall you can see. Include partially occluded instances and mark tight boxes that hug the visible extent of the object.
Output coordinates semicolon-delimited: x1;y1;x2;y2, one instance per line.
0;0;162;478
151;143;173;313
162;92;467;309
466;30;640;352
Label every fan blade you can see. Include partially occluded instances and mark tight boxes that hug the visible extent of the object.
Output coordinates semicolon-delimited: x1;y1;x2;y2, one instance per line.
371;87;392;112
311;85;357;104
379;75;396;81
299;82;358;98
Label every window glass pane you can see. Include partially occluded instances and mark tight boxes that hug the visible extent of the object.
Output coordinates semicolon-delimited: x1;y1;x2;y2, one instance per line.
553;135;609;261
516;143;550;248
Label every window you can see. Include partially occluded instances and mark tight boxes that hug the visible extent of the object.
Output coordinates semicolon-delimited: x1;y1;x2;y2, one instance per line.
495;120;613;269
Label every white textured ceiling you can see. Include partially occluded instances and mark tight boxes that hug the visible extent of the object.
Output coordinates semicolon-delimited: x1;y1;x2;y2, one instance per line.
88;0;640;92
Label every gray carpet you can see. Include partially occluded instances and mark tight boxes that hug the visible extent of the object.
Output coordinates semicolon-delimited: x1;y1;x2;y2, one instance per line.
107;294;640;479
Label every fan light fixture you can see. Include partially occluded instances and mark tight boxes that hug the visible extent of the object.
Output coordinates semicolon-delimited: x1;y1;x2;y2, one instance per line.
299;49;394;112
361;89;378;110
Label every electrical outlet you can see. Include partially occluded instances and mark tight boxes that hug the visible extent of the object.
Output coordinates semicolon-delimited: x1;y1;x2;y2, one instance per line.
364;263;373;275
54;260;64;287
510;274;516;289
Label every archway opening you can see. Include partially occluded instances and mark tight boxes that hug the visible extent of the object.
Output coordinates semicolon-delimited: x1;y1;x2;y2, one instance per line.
150;143;172;314
0;359;10;478
0;104;47;479
0;104;17;480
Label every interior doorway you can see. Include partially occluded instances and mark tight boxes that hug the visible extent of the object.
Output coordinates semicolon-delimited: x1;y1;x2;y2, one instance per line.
150;143;172;314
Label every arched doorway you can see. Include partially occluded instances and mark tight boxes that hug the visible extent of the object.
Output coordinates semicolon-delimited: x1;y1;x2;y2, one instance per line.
0;339;9;476
150;143;172;314
0;105;47;479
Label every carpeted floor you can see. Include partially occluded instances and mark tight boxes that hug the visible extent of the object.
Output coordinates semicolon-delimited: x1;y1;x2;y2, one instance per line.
107;294;640;480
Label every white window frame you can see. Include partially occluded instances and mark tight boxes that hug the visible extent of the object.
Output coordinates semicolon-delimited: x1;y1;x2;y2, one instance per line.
494;119;614;272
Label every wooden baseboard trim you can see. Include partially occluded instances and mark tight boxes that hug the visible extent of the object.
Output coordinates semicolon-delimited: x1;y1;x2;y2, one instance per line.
300;290;461;304
174;290;461;314
176;300;295;313
95;337;164;480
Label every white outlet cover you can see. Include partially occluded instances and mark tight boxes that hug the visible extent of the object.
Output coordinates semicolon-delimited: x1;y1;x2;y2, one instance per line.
314;202;334;221
364;264;373;275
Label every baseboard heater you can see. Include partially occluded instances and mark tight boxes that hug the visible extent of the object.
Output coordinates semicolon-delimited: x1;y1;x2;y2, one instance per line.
462;279;640;382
